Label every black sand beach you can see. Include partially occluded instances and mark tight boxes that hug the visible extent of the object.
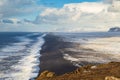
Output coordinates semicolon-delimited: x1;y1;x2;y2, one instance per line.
39;33;78;75
37;33;120;80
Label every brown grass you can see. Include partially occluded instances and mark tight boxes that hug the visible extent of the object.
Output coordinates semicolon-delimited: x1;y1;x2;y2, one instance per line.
36;62;120;80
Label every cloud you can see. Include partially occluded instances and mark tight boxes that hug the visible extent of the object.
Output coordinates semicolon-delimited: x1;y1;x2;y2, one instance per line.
0;21;59;32
33;0;120;32
2;19;14;24
103;0;113;3
36;2;108;23
108;0;120;12
0;0;120;32
0;18;22;24
0;0;45;18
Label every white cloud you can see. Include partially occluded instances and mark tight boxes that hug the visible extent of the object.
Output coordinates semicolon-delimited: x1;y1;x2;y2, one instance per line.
108;0;120;12
35;2;108;24
0;0;120;32
34;0;120;32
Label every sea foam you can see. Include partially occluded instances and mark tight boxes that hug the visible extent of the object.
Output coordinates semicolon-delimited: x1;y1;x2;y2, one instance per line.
0;33;46;80
9;34;46;80
61;33;120;67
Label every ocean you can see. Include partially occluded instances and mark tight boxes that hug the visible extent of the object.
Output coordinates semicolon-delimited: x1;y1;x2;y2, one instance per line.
0;32;46;80
55;32;120;66
0;32;120;80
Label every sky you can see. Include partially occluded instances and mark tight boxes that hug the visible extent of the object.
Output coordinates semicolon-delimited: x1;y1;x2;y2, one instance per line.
0;0;120;32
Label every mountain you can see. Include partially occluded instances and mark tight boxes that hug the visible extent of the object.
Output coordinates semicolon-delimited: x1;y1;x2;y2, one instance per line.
108;27;120;32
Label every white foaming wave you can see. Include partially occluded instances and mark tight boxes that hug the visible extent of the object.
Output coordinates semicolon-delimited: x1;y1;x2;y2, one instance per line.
13;42;30;46
1;45;26;52
0;36;33;80
17;36;33;42
66;38;88;44
9;34;46;80
81;37;120;55
63;37;120;67
0;37;31;53
64;54;111;63
25;33;41;37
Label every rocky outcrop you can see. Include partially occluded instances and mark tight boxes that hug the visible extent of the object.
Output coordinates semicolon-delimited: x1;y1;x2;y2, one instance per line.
36;70;55;80
36;62;120;80
105;76;120;80
108;27;120;32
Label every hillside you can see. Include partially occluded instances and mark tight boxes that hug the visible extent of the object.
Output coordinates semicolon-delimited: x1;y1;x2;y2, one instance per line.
36;62;120;80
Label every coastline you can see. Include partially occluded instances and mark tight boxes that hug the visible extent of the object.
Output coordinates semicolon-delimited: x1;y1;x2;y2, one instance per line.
36;33;120;80
38;33;78;76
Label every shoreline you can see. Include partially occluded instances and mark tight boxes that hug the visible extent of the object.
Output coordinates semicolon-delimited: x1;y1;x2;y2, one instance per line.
38;34;78;76
36;34;120;80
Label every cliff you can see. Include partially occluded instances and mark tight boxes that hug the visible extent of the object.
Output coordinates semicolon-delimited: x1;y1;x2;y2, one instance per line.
36;62;120;80
108;27;120;32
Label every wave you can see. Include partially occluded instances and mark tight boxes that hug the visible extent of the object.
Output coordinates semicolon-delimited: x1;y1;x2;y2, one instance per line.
0;33;46;80
62;34;120;67
81;37;120;55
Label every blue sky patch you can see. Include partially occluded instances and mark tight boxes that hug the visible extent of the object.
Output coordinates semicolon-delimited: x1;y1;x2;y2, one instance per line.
37;0;100;8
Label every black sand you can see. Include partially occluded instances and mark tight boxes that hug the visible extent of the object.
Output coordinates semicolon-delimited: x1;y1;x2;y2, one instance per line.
39;34;77;75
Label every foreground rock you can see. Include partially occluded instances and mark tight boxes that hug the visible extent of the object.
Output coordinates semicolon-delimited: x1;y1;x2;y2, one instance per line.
36;62;120;80
105;76;120;80
36;70;55;80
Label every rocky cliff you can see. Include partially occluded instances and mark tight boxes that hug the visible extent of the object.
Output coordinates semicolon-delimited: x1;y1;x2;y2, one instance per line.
108;27;120;32
36;62;120;80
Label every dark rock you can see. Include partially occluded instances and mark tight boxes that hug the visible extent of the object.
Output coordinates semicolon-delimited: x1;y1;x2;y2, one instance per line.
108;27;120;32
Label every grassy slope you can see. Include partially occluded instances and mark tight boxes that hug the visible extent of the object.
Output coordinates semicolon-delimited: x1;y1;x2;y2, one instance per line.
37;62;120;80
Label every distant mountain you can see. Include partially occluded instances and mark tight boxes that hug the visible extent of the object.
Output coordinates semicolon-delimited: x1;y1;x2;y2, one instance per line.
108;27;120;32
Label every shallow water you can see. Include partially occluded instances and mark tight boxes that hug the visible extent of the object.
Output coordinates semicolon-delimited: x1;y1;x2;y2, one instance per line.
55;32;120;66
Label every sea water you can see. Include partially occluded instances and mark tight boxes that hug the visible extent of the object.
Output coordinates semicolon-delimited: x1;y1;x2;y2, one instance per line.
0;32;120;79
55;32;120;66
0;32;46;80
